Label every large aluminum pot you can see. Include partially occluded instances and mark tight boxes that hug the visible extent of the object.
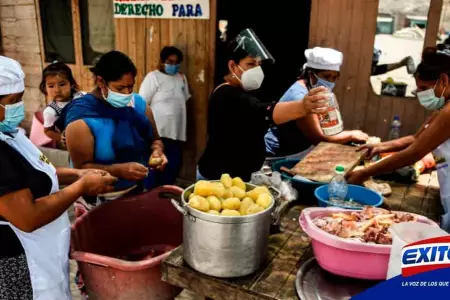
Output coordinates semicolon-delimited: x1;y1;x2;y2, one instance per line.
171;182;275;278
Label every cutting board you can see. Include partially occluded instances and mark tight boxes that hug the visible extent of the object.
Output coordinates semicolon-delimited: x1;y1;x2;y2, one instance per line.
290;142;368;183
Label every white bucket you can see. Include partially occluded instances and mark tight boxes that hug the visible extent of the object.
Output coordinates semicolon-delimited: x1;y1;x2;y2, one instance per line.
387;222;448;279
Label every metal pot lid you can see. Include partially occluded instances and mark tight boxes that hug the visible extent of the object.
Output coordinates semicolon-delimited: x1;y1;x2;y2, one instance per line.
295;258;380;300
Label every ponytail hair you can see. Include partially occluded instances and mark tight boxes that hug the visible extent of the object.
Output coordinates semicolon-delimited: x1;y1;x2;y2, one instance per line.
416;47;450;81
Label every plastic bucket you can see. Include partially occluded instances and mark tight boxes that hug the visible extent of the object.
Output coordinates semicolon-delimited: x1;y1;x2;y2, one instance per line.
314;184;383;209
387;222;448;279
71;186;183;300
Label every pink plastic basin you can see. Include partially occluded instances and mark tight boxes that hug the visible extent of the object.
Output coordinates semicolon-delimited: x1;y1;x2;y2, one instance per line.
299;207;438;280
71;186;183;300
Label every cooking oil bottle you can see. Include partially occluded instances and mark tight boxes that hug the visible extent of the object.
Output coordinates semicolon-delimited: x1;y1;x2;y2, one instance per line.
319;89;344;136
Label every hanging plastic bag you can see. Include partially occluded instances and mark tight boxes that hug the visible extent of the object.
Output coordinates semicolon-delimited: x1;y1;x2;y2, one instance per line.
251;171;298;226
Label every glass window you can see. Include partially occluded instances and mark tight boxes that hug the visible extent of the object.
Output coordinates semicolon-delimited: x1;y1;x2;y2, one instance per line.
79;0;116;65
371;0;431;97
39;0;75;64
437;1;450;46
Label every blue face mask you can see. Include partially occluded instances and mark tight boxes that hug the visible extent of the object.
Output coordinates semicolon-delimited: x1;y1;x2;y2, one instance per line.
312;73;336;90
103;88;133;108
0;101;25;133
417;83;446;111
165;64;180;76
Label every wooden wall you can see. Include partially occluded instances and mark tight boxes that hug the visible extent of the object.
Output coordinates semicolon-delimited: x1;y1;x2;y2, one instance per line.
114;1;217;179
0;0;45;131
309;0;443;140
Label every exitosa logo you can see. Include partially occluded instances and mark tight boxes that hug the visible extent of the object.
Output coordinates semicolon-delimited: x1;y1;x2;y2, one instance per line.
401;236;450;277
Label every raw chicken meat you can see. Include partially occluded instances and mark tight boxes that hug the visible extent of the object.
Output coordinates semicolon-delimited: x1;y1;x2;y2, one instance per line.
312;206;417;245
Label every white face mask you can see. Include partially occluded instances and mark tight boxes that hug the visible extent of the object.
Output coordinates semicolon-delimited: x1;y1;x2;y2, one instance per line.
235;66;265;91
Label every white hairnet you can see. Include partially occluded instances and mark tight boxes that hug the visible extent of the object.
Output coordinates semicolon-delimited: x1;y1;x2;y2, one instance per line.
305;47;343;72
0;56;25;96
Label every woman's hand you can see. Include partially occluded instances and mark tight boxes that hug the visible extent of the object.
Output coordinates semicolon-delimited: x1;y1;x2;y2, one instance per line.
114;162;149;181
346;170;370;185
80;172;117;196
76;169;109;178
149;150;168;171
350;130;369;143
303;87;330;114
357;143;384;159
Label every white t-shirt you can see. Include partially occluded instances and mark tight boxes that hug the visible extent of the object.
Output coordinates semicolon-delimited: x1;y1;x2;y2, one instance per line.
139;70;191;141
43;91;85;128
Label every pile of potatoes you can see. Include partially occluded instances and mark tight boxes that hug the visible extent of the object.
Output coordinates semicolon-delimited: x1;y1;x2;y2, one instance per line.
187;174;273;216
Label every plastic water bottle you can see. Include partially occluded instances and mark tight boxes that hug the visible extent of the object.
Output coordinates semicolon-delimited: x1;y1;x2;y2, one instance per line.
388;116;401;140
328;165;348;201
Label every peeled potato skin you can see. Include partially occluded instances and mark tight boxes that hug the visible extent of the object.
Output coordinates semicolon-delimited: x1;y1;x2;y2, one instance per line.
247;203;264;215
213;182;226;198
229;186;246;199
188;197;201;210
194;181;215;197
256;193;272;209
220;209;241;216
232;177;246;191
247;186;270;201
188;196;210;212
207;196;222;211
239;197;254;215
222;197;241;210
223;190;234;199
220;174;233;188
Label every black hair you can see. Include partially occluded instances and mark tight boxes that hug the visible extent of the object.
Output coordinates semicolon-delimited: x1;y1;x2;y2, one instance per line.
415;47;450;81
225;39;253;66
89;51;137;83
160;46;183;64
298;66;322;88
39;62;79;96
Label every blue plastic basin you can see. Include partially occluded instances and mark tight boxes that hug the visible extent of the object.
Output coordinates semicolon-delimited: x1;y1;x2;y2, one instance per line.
314;184;383;210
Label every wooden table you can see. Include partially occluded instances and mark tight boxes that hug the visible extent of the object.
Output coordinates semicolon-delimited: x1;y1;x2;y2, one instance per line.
162;172;442;300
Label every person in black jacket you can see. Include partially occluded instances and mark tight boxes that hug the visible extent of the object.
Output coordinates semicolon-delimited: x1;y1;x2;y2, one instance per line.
197;29;329;181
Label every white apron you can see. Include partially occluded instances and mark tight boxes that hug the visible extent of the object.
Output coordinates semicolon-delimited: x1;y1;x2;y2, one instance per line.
433;138;450;232
0;131;71;300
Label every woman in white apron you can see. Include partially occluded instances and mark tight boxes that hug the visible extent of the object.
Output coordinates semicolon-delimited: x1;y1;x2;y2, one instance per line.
0;56;117;300
347;47;450;232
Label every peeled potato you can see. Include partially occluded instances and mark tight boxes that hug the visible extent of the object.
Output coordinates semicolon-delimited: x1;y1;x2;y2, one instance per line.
188;196;210;212
207;196;222;211
223;189;234;199
194;181;215;197
188;193;195;200
221;174;233;188
213;182;226;198
148;156;163;168
232;177;246;191
239;197;254;215
207;210;220;215
247;203;264;215
221;209;241;216
247;186;271;201
256;193;272;209
229;186;246;199
222;197;241;210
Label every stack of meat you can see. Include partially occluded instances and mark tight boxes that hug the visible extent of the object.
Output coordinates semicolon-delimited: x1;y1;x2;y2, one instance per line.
312;207;417;245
